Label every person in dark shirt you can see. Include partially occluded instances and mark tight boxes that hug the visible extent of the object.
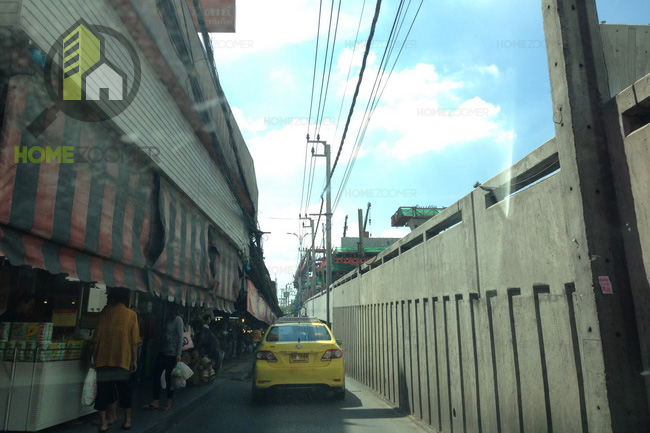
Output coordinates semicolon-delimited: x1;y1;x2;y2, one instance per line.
193;316;221;370
0;291;35;322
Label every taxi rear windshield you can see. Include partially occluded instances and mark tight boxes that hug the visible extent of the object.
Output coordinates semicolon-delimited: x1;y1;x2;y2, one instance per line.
265;325;332;342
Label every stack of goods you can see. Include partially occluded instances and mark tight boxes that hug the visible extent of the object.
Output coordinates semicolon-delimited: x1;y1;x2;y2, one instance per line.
185;350;217;386
1;322;13;361
0;322;73;362
64;340;88;360
198;355;216;384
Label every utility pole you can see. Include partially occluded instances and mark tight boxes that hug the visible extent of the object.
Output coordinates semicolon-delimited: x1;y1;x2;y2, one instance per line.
287;232;305;316
301;216;316;301
307;136;332;327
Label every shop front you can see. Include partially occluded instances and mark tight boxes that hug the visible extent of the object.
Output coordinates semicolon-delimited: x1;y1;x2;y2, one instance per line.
0;76;245;431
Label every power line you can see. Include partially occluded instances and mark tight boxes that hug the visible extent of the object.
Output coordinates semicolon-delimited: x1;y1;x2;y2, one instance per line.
301;0;325;215
333;0;425;211
316;0;342;139
313;0;336;138
329;0;383;183
333;0;367;146
332;0;407;210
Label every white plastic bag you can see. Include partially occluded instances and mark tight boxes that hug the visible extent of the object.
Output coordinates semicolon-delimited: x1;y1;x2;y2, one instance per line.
81;367;97;406
160;370;166;390
172;376;186;390
171;361;194;380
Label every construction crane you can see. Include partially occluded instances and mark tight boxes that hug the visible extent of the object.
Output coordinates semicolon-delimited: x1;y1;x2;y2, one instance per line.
363;202;371;234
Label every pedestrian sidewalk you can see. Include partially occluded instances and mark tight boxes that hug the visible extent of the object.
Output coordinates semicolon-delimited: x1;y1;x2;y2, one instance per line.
42;355;253;433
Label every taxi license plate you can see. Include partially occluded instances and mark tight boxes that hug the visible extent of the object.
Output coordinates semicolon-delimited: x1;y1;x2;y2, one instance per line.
290;353;308;363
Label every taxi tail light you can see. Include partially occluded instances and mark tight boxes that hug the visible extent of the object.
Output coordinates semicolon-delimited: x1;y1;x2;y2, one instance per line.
321;349;343;361
255;351;277;362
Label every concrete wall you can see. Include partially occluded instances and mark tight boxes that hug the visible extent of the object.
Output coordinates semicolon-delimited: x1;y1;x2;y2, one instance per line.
307;71;650;430
605;72;650;409
309;135;606;432
600;24;650;98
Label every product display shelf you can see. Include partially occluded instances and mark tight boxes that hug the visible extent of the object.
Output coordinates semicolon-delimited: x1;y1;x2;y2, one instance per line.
0;348;96;432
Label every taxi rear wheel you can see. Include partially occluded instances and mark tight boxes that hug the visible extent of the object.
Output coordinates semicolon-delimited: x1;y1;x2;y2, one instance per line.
333;386;345;400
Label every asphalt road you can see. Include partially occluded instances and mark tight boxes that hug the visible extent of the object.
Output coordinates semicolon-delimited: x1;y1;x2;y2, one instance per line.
167;369;428;433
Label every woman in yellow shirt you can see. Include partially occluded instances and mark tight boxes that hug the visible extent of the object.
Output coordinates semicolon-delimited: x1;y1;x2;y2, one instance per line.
92;287;140;432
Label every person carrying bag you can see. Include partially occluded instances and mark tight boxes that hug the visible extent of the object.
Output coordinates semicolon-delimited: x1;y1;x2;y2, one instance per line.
143;304;183;411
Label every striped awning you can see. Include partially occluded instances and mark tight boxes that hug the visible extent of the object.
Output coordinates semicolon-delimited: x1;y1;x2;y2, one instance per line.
209;227;241;312
0;76;153;291
246;279;276;324
0;224;147;290
148;177;214;306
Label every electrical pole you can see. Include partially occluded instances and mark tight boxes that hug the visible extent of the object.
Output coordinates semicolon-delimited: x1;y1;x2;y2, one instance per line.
307;137;332;327
287;232;305;316
301;216;316;301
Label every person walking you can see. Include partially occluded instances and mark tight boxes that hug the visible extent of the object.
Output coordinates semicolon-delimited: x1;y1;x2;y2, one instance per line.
196;315;221;371
144;304;183;411
91;287;140;432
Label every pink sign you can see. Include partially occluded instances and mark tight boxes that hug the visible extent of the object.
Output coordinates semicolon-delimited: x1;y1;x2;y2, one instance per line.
598;276;613;295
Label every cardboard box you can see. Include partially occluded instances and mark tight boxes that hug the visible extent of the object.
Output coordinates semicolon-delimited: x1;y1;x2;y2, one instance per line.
0;322;10;341
24;322;53;342
18;341;37;361
64;340;86;360
9;322;53;342
3;341;17;361
9;323;26;341
36;342;53;362
50;342;65;361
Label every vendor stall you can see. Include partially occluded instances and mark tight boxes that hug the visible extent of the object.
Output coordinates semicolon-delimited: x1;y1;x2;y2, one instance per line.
0;345;94;431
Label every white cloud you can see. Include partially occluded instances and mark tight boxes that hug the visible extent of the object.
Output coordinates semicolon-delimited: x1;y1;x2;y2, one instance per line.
327;58;514;160
210;0;368;63
477;64;500;77
236;54;513;289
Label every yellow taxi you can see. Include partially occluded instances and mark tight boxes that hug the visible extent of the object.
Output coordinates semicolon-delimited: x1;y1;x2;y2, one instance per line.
252;317;345;402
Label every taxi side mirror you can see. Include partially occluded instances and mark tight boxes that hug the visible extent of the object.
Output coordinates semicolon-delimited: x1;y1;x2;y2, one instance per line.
336;339;343;346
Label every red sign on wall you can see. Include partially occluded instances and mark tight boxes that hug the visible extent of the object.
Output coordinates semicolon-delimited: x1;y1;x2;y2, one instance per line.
185;0;236;33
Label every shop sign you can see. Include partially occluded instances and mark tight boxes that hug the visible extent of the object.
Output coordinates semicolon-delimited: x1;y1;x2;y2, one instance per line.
52;309;78;327
185;0;236;33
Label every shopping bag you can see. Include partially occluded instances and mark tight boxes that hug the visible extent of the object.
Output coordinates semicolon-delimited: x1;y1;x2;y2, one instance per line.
160;370;166;390
172;376;186;390
182;332;194;351
81;367;97;406
172;361;194;380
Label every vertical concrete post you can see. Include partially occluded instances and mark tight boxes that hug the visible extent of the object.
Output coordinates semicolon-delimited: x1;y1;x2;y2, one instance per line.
542;0;650;431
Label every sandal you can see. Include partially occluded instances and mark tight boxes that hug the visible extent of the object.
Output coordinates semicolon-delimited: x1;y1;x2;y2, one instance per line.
142;403;159;410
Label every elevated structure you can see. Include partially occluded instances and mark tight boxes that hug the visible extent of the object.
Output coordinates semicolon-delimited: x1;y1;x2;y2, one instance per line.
391;206;445;230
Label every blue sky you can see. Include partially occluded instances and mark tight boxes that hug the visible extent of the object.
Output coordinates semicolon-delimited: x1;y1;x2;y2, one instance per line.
209;0;648;291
